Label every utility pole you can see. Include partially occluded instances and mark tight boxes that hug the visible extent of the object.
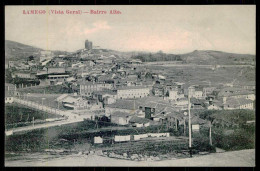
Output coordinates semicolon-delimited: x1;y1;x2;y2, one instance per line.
95;119;98;129
184;117;186;136
175;118;178;132
209;121;212;146
188;92;192;157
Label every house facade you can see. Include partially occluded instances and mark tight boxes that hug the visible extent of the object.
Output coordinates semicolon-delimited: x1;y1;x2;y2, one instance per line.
224;97;254;110
79;82;114;96
117;86;150;99
110;111;133;125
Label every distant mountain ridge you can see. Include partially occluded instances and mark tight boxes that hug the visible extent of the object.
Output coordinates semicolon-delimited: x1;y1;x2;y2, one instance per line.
5;40;255;66
132;50;255;65
180;50;255;65
5;40;42;63
5;40;69;63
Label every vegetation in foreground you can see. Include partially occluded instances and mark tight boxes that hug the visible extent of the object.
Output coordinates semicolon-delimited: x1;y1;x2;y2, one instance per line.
5;119;215;158
5;104;61;129
5;109;254;159
199;109;255;151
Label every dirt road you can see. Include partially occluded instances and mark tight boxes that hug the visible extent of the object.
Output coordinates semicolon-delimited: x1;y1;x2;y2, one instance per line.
5;149;255;167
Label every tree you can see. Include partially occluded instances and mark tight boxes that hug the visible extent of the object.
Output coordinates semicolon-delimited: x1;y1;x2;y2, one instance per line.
145;72;153;79
28;56;34;61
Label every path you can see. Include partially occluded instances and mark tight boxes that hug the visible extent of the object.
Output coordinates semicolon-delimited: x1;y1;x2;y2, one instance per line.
5;98;85;136
5;149;255;167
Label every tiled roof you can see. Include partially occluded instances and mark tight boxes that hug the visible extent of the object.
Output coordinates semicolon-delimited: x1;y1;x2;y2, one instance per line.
62;96;78;103
93;90;117;95
129;116;150;124
212;100;223;107
164;107;180;115
190;98;206;104
153;114;167;119
191;116;208;125
166;112;184;120
56;94;69;102
225;97;253;107
153;84;164;89
78;81;112;86
218;87;254;97
106;100;138;110
117;86;149;90
111;111;131;117
141;81;154;86
135;96;165;104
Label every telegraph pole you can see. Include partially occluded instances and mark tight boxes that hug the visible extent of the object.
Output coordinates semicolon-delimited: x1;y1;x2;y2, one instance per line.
188;92;192;157
183;116;186;136
209;121;212;146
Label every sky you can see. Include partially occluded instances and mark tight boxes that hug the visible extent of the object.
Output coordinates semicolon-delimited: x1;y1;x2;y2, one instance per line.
5;5;256;54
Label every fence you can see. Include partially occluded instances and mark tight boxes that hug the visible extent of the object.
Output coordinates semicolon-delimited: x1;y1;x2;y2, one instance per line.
114;135;131;142
94;136;103;144
94;132;171;144
13;97;87;121
147;133;170;138
133;134;148;140
16;83;41;89
13;97;63;116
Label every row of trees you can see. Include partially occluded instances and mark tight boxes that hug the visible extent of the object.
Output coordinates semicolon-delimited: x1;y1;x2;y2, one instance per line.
5;69;40;86
132;52;182;62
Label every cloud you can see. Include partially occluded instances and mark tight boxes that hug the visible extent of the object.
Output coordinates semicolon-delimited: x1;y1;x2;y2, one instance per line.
83;21;111;35
61;20;111;38
113;28;195;52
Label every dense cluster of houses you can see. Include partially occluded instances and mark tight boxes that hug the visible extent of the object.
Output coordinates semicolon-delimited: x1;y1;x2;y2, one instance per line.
5;41;255;132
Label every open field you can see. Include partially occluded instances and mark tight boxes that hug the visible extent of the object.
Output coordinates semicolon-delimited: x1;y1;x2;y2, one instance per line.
17;85;73;94
5;120;134;152
145;64;255;87
5;103;62;129
16;93;68;111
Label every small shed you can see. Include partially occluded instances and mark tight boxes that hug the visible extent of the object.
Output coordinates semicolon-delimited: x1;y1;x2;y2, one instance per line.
94;136;103;144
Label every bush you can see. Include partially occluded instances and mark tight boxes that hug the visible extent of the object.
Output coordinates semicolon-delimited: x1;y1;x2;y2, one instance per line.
169;127;182;136
193;133;216;153
212;126;255;151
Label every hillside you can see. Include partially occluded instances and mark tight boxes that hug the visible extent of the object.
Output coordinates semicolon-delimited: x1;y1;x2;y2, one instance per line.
5;40;255;66
132;52;182;62
5;40;70;64
132;50;255;65
180;50;255;65
5;40;43;63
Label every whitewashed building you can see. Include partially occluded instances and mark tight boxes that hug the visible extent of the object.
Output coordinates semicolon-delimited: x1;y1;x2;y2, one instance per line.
117;86;150;99
224;97;254;110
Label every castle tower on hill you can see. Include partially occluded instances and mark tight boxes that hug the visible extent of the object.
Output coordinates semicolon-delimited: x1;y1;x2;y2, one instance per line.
85;40;93;50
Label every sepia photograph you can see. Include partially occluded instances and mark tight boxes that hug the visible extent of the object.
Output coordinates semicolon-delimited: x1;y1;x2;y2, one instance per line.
4;5;255;167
